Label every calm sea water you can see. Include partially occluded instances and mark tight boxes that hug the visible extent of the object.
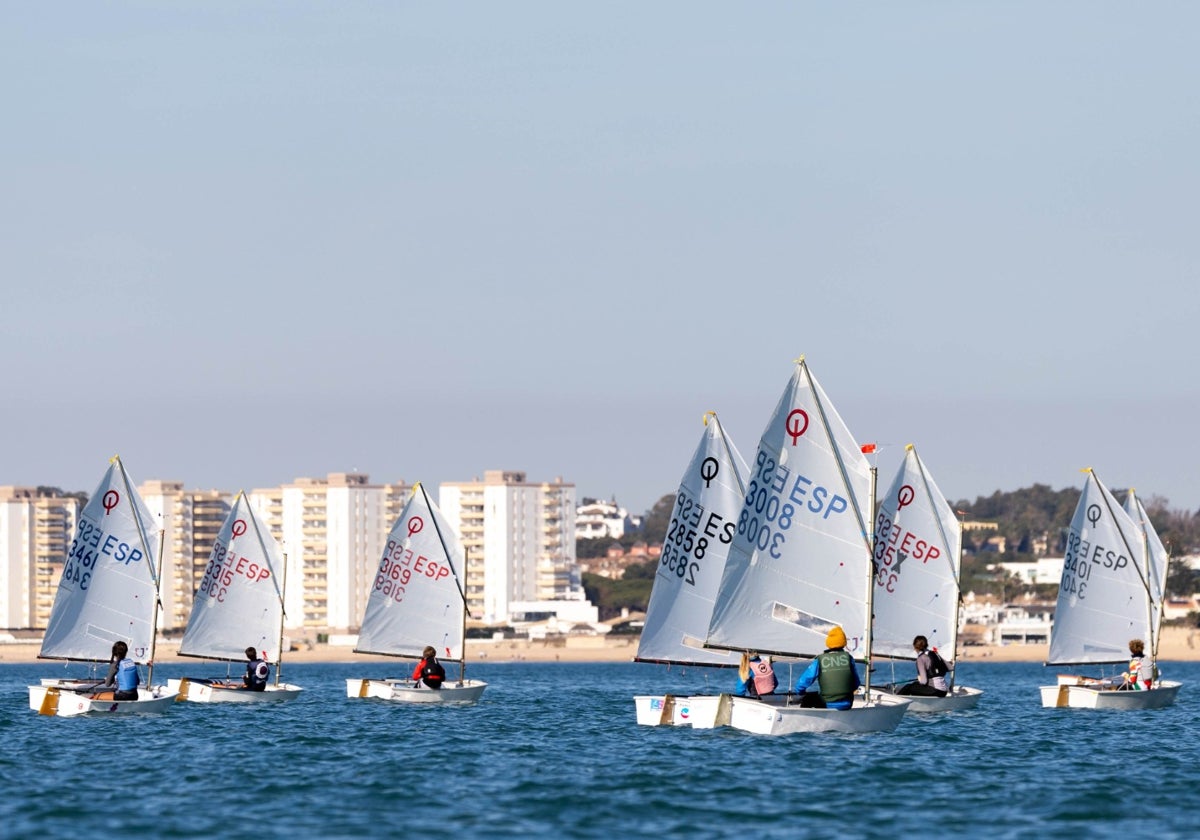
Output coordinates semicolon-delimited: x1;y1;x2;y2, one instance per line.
3;658;1199;839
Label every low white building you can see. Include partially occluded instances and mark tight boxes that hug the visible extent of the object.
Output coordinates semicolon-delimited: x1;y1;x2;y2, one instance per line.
575;498;635;541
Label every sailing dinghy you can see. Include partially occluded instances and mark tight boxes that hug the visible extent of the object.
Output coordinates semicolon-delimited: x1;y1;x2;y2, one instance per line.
1040;470;1181;710
346;483;487;704
27;456;178;716
167;492;303;703
871;445;982;712
633;411;748;728
704;358;910;734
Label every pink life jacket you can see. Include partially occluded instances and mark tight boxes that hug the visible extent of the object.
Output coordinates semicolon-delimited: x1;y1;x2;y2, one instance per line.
751;659;777;695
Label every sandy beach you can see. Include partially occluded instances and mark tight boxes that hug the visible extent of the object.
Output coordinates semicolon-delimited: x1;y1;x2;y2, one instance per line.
4;626;1198;665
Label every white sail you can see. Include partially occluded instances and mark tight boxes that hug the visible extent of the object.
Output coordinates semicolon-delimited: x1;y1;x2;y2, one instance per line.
871;445;962;660
178;492;285;663
706;358;874;660
39;456;161;664
355;484;468;662
636;412;748;667
1124;489;1168;648
1048;469;1149;665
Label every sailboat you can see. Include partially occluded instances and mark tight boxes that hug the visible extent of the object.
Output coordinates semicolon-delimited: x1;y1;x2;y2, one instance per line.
633;411;749;728
27;456;178;716
1039;469;1181;710
167;492;303;702
704;357;910;734
346;482;487;703
871;444;982;711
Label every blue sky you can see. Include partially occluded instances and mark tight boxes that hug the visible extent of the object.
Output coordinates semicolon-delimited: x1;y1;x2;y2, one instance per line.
4;3;1199;517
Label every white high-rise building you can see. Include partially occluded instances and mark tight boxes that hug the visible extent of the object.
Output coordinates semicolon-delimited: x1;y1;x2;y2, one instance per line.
249;473;407;635
138;481;232;632
0;487;80;629
439;470;594;626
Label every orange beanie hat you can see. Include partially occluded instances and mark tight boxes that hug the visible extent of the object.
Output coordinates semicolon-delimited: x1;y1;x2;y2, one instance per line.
826;626;847;649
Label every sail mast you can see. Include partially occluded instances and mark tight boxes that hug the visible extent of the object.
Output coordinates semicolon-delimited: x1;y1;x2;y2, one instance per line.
416;482;472;669
864;465;877;697
276;551;289;687
148;527;165;688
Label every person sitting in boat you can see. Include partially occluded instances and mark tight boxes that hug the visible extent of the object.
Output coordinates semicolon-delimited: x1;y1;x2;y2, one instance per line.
1121;639;1154;691
412;645;446;690
243;647;269;691
896;635;949;697
735;652;778;697
87;640;139;700
791;626;860;710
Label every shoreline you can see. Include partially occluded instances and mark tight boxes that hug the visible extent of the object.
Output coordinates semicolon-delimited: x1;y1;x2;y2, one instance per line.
4;626;1197;665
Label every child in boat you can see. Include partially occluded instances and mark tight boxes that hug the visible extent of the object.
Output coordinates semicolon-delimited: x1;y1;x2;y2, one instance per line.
412;645;446;689
735;652;777;697
243;646;269;691
792;626;861;709
896;635;950;697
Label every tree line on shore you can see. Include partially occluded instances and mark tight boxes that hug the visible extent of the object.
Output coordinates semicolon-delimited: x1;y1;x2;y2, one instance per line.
581;484;1200;622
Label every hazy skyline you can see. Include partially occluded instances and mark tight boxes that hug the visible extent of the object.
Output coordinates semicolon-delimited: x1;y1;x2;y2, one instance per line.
5;4;1199;517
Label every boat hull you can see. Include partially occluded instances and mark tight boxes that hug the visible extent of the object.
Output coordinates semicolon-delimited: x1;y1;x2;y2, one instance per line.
167;678;303;703
346;678;487;704
28;683;178;717
728;692;911;734
1040;676;1182;710
875;684;984;713
633;694;731;728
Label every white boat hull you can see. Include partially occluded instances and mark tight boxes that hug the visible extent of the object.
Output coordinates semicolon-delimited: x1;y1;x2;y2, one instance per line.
346;678;487;704
875;684;984;713
728;691;911;735
167;678;303;703
28;683;178;717
1040;675;1182;710
633;694;731;729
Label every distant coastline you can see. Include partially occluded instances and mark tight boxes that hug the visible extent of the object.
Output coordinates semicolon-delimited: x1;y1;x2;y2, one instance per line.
4;625;1197;665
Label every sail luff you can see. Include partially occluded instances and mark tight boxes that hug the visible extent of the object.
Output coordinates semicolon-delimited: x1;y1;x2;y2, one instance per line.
863;465;877;695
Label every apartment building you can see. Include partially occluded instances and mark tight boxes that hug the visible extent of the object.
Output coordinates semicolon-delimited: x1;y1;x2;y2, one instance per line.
248;473;407;636
0;486;80;629
439;470;595;627
4;469;596;636
139;481;232;631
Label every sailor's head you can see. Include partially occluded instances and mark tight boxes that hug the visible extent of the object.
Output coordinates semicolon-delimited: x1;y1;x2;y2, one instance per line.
422;645;437;659
825;626;847;649
245;646;258;660
112;641;128;659
1129;639;1145;656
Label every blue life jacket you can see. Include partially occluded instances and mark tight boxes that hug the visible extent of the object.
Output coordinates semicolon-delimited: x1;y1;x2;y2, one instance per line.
116;657;139;692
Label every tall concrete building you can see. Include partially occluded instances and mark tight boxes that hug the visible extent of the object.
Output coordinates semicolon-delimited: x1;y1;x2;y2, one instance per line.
249;473;409;636
0;487;80;629
439;470;594;626
138;481;232;631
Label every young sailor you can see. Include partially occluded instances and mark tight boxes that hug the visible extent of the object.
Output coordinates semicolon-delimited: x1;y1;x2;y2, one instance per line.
243;646;269;691
735;652;778;697
793;625;861;709
412;645;446;689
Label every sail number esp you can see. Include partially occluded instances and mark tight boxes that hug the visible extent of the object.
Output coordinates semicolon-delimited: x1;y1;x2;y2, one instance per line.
736;451;849;559
373;539;452;604
1060;528;1128;601
61;517;146;591
661;488;735;586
